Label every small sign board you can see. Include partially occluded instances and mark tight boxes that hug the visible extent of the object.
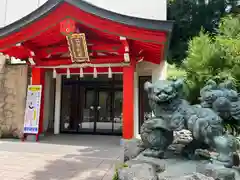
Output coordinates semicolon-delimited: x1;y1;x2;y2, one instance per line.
67;33;89;63
23;85;42;134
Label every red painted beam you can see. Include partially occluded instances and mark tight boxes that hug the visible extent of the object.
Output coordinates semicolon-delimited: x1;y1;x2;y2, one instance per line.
36;56;124;66
34;46;68;58
35;43;123;57
21;43;44;64
56;67;123;74
37;59;72;66
41;39;118;49
1;45;41;64
89;44;123;52
101;52;119;56
25;51;40;65
1;46;29;59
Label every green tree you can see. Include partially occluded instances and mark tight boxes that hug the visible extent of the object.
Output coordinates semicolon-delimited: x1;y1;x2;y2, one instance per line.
167;0;239;65
183;14;240;104
167;64;186;80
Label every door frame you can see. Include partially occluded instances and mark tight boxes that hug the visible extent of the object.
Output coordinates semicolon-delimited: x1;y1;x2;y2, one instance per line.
84;87;122;134
60;75;123;135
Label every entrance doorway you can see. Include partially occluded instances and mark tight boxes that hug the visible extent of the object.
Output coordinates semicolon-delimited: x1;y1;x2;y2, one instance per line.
60;74;123;135
84;88;122;134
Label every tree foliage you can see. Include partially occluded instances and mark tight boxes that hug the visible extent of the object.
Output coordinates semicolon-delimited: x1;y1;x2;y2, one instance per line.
183;14;240;104
167;0;239;64
167;64;186;80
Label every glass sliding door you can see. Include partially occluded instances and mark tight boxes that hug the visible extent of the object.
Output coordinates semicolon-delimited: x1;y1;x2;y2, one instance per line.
95;90;112;133
113;90;122;133
78;88;95;132
60;74;123;135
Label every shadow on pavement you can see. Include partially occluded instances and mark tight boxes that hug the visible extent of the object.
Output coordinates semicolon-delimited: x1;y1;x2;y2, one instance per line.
0;135;121;180
40;134;121;147
31;146;119;180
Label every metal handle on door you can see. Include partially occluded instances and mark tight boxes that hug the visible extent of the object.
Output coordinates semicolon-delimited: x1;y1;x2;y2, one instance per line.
90;106;94;110
97;106;101;110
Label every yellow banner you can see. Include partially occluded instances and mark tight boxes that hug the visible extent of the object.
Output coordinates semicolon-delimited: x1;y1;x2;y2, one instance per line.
28;87;41;91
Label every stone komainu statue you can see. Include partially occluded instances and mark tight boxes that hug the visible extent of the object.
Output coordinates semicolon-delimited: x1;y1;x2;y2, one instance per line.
140;79;240;167
200;80;240;131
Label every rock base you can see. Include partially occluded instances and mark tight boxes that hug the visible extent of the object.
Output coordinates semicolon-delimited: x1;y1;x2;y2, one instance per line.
196;161;239;180
121;133;240;180
123;138;145;162
120;152;240;180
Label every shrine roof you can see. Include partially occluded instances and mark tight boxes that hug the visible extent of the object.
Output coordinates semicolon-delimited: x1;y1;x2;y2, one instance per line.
0;0;173;38
0;0;174;65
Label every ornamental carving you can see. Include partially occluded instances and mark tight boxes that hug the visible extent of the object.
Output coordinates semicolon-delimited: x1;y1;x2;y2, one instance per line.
60;19;76;35
66;33;89;63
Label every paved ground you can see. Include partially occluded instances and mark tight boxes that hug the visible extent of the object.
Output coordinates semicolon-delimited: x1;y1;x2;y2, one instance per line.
0;135;122;180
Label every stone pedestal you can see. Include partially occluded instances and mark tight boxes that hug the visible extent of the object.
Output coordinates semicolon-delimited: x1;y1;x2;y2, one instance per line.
123;138;145;162
121;151;239;180
196;161;239;180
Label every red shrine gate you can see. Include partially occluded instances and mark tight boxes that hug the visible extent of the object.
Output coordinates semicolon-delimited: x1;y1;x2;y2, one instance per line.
0;0;173;140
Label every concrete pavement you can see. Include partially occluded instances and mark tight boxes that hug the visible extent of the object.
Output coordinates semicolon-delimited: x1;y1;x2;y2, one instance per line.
0;135;122;180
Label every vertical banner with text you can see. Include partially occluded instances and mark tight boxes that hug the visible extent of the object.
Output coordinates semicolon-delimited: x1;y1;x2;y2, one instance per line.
23;85;42;134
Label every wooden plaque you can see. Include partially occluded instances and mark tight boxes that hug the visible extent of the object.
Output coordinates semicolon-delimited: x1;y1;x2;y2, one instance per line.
67;33;89;63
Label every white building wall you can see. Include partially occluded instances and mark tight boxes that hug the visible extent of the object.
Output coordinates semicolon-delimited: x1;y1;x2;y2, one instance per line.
151;60;168;82
0;0;7;28
133;71;139;138
0;0;166;28
84;0;167;20
43;71;52;132
43;70;55;132
135;60;167;139
137;61;168;82
54;74;62;135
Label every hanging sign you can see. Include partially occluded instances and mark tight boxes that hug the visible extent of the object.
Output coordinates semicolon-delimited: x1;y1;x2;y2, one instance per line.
23;85;42;134
66;33;89;63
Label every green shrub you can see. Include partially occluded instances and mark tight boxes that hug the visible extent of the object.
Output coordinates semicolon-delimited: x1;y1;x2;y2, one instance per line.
112;163;128;180
182;15;240;104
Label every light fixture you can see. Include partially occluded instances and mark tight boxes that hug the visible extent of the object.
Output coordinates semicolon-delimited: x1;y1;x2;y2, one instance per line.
30;51;35;57
67;68;70;79
124;53;130;62
93;67;97;78
138;57;144;63
108;66;112;78
11;56;15;62
80;67;84;78
5;55;10;60
15;43;22;47
120;36;126;40
53;68;57;78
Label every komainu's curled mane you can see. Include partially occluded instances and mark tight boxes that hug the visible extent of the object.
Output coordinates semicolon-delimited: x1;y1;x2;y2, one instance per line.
200;79;240;135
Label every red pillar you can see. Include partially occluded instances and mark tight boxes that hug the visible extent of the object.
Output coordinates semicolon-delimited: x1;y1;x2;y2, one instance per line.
31;67;45;141
122;62;135;139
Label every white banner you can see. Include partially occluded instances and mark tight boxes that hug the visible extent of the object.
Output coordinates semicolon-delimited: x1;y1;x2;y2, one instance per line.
23;85;42;134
